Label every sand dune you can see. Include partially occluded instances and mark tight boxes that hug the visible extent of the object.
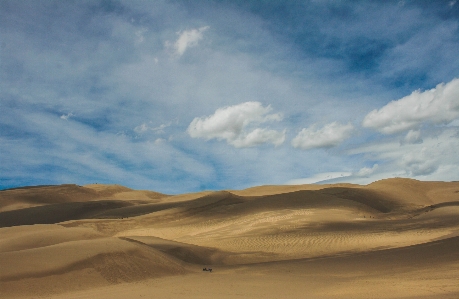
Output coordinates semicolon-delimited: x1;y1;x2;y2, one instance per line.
0;225;103;253
1;178;459;298
0;184;168;213
0;237;188;282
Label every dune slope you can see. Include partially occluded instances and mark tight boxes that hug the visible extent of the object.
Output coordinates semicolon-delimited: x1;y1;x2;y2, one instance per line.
1;178;459;298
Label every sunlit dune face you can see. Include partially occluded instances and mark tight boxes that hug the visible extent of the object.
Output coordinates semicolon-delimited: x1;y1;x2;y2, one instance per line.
1;179;459;298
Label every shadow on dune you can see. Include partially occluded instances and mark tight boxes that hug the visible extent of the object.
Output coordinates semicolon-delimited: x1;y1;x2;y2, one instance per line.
3;182;458;228
415;201;459;213
0;199;183;228
317;187;401;213
120;236;229;265
0;201;133;227
0;188;378;227
2;180;459;299
159;189;396;221
0;238;190;283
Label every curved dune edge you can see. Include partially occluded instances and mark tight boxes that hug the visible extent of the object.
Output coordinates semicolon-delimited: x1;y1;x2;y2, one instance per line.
0;237;189;281
1;178;459;298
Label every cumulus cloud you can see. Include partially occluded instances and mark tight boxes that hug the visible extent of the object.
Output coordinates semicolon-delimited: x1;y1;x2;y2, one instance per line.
168;26;210;56
5;1;459;192
291;122;354;150
362;78;459;134
187;102;285;148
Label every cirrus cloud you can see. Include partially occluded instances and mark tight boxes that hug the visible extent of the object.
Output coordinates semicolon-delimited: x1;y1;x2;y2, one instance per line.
286;172;352;185
291;122;354;150
167;26;210;57
187;102;285;148
362;78;459;134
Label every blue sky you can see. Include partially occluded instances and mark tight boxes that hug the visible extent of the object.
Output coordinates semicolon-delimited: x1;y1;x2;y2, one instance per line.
1;0;459;193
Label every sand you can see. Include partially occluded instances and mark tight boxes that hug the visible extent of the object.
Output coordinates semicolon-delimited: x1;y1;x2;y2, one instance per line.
1;178;459;298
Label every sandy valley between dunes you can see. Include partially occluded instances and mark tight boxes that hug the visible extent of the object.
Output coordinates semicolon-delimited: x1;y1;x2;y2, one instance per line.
1;178;459;298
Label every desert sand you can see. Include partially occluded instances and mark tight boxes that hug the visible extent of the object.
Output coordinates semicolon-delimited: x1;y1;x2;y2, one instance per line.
1;178;459;298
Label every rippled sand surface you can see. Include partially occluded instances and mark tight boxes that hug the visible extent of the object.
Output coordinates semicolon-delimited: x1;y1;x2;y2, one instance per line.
2;178;459;298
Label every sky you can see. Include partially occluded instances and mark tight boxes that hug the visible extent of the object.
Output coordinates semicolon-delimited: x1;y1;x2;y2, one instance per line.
1;0;459;194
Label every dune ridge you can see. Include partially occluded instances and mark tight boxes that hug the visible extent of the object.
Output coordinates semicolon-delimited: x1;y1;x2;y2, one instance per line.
1;178;459;298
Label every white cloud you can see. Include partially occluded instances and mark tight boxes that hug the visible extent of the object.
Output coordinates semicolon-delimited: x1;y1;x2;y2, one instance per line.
60;113;74;120
134;123;149;134
169;26;210;56
402;147;439;176
231;128;286;148
187;102;285;148
356;164;378;177
447;119;459;127
4;1;459;193
291;122;354;150
286;172;352;185
401;129;423;144
134;122;171;135
151;122;174;134
154;138;166;145
349;129;459;180
362;78;459;134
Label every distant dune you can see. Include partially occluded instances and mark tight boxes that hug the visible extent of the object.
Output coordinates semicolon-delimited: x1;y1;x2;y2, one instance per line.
1;178;459;298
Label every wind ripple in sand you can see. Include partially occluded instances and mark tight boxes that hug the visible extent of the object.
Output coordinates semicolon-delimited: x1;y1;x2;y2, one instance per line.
2;179;459;298
117;206;459;264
